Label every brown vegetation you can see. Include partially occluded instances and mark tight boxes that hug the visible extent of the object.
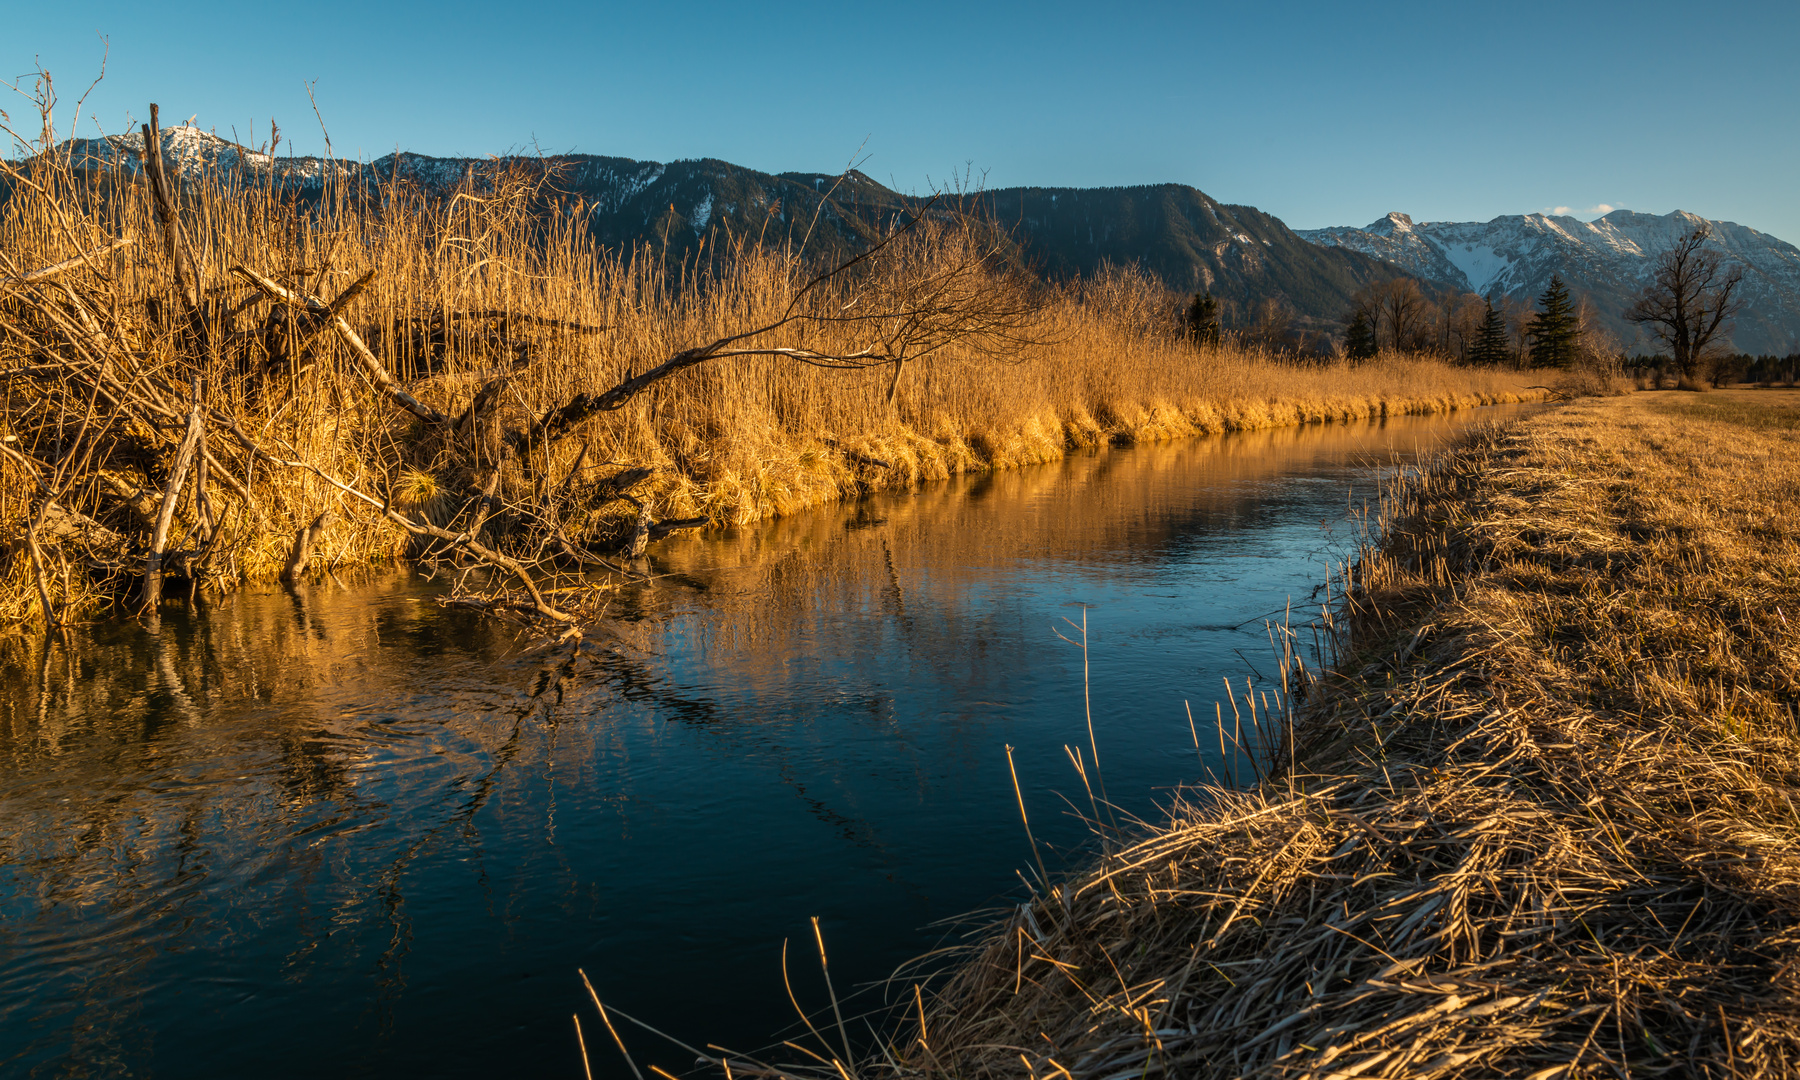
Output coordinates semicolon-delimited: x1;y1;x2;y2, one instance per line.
859;392;1800;1078
1;97;1537;633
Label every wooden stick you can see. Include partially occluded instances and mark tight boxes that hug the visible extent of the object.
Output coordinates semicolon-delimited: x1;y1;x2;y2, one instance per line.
140;106;205;331
23;504;57;628
279;509;333;588
143;392;204;607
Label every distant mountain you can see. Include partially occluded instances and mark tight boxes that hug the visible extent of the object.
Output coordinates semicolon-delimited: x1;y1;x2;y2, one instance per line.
982;186;1408;332
50;127;904;256
1299;211;1800;355
43;127;1411;334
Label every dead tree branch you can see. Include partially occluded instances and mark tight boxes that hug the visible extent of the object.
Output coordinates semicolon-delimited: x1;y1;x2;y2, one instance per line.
0;236;133;291
231;265;454;427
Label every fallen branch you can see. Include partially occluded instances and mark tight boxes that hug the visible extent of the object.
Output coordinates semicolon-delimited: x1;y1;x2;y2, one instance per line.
0;236;133;291
215;416;577;625
230;265;454;427
823;437;893;470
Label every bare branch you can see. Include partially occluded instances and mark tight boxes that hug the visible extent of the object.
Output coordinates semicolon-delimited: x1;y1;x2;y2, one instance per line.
231;265;454;427
0;236;132;291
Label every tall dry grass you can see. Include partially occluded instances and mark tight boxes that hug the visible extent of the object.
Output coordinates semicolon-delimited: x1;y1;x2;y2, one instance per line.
1;115;1537;631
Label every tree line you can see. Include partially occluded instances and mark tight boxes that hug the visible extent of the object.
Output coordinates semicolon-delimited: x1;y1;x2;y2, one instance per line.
1177;223;1749;387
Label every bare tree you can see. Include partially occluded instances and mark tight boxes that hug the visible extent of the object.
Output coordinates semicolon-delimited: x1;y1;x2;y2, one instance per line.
1374;278;1427;352
1445;293;1487;362
1245;296;1294;352
1624;224;1744;381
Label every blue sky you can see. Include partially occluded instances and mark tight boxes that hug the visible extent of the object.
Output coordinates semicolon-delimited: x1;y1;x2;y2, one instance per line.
7;0;1798;241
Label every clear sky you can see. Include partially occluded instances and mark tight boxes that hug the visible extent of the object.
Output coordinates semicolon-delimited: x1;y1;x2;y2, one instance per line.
7;0;1798;241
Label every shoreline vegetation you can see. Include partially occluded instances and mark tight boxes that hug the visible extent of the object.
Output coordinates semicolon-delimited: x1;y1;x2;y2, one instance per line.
0;104;1540;633
843;391;1800;1079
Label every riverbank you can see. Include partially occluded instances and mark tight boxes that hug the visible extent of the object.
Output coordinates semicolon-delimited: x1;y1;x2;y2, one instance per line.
0;142;1540;630
893;391;1800;1078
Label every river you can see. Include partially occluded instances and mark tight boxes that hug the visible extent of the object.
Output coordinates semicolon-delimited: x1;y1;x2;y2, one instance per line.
0;407;1525;1078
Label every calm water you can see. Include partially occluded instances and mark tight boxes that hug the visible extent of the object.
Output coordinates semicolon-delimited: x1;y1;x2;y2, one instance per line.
0;409;1523;1078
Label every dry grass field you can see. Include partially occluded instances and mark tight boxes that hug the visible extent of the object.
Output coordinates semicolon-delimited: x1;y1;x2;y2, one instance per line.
859;392;1800;1079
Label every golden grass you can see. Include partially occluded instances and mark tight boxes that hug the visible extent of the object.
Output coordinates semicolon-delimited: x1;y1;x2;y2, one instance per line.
1;141;1537;631
874;392;1800;1078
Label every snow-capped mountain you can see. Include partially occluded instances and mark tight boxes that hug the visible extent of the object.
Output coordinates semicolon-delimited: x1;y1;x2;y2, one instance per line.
1299;211;1800;355
61;124;351;187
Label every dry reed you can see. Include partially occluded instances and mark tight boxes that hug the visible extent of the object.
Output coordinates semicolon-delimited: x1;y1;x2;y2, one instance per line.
1;97;1538;632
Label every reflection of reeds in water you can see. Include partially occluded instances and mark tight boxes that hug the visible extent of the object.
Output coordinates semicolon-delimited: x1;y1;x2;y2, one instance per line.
0;583;551;1038
646;413;1494;673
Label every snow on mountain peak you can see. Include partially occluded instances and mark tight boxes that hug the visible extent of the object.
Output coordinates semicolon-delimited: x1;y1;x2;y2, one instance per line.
1367;211;1415;235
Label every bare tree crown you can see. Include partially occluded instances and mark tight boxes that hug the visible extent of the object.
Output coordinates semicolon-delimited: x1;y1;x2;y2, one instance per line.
1624;223;1744;380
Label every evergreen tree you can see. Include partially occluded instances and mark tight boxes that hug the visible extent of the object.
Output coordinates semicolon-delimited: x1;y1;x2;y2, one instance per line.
1185;292;1221;347
1468;299;1511;366
1527;275;1581;369
1344;309;1379;361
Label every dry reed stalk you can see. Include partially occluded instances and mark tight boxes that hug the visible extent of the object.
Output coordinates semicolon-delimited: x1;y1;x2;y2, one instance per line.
876;392;1800;1078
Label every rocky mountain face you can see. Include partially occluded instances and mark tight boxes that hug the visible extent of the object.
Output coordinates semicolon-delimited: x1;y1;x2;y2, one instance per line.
1300;211;1800;355
43;127;1408;333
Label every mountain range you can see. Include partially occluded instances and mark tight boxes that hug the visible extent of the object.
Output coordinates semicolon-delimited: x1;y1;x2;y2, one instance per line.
33;125;1800;355
41;127;1411;335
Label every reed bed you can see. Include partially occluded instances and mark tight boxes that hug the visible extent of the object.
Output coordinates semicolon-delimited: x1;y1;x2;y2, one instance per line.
847;392;1800;1079
1;109;1535;632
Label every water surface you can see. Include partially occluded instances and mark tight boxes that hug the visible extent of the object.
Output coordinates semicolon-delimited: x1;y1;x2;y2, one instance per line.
0;409;1524;1078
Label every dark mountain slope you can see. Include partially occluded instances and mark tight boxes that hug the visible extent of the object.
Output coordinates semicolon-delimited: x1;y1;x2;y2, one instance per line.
982;184;1408;327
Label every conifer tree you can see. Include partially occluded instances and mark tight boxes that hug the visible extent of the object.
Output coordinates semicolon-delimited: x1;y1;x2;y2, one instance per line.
1527;275;1581;369
1468;299;1511;366
1185;292;1221;347
1344;309;1379;361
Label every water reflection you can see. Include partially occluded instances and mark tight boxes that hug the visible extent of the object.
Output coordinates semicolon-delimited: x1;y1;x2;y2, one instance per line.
0;409;1526;1079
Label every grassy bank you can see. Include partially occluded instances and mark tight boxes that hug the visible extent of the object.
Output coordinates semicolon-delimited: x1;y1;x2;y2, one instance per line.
1;122;1536;631
886;391;1800;1078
